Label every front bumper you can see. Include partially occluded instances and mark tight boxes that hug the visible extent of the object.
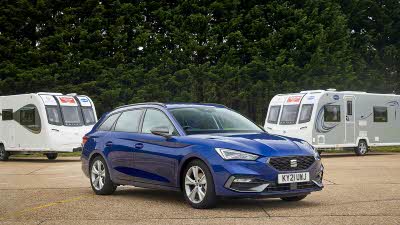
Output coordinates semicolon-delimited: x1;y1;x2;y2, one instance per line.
211;156;324;198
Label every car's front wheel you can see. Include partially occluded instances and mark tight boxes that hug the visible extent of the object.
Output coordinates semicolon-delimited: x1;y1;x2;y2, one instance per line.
90;156;116;195
183;160;217;209
281;195;308;201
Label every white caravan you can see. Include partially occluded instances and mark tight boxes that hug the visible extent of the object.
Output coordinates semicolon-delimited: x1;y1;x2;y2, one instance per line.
264;89;400;155
0;93;97;160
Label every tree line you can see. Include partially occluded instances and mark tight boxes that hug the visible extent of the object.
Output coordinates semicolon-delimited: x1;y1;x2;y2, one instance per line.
0;0;399;124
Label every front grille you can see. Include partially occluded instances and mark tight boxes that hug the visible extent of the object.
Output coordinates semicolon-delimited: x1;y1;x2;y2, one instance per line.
268;156;315;171
265;182;317;192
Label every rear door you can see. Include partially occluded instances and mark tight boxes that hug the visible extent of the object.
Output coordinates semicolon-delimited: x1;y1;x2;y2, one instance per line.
106;109;144;183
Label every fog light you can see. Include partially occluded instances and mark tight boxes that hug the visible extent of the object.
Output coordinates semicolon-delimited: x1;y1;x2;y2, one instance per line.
233;178;254;183
225;176;270;193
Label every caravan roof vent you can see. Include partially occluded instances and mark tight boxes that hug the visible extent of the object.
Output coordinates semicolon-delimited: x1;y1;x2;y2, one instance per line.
300;90;324;93
327;88;337;91
37;92;63;95
67;93;78;96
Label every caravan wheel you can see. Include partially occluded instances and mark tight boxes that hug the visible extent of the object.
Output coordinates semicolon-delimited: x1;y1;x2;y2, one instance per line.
355;140;368;156
0;145;10;161
46;153;58;160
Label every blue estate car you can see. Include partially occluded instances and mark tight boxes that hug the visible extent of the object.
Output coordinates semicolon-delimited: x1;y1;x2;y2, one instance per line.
81;103;323;209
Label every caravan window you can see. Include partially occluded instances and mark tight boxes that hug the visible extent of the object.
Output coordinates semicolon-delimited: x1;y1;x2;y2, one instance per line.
299;104;314;123
2;109;13;120
373;107;387;122
324;105;341;122
267;106;281;124
46;106;62;125
82;107;96;125
20;107;36;125
61;106;83;126
279;105;299;125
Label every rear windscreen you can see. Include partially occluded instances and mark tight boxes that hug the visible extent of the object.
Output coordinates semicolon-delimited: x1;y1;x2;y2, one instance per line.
267;106;281;124
61;106;83;126
279;105;299;125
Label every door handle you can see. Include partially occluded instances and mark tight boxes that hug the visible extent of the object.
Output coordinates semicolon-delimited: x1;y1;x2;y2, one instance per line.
105;141;113;147
135;143;144;149
300;126;307;130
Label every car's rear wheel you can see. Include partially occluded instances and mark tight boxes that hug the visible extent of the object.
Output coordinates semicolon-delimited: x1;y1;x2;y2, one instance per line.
355;140;368;156
45;153;58;160
90;156;116;195
0;145;10;161
183;160;217;209
281;195;308;202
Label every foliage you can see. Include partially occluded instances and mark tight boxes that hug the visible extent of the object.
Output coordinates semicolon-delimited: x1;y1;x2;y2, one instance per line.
0;0;399;123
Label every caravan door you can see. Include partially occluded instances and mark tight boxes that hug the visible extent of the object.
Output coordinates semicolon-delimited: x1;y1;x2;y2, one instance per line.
344;96;355;144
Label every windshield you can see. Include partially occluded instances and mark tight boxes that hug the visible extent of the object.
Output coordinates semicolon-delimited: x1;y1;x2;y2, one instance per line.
81;107;96;125
170;107;263;135
279;105;299;125
61;106;83;126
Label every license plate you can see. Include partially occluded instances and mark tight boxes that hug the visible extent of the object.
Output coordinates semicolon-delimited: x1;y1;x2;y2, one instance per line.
278;172;310;184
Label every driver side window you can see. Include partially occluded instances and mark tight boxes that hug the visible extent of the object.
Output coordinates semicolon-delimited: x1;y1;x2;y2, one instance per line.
141;109;178;135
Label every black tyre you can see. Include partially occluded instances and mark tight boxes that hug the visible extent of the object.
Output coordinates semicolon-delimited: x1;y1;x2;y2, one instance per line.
0;145;10;161
355;140;368;156
45;153;58;160
182;160;217;209
90;156;116;195
281;195;308;202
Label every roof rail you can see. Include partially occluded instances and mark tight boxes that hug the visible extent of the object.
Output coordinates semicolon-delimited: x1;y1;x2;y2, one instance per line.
114;102;166;110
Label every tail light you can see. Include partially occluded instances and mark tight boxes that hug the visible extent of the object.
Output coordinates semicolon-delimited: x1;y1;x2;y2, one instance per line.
82;136;89;146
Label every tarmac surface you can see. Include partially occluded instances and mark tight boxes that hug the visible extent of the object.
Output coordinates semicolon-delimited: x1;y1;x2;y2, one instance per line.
0;153;399;225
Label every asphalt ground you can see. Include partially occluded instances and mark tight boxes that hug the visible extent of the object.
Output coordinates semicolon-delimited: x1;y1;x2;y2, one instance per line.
0;153;399;225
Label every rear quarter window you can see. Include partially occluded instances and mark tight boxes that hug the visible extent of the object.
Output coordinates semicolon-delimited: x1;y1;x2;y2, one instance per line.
97;113;120;131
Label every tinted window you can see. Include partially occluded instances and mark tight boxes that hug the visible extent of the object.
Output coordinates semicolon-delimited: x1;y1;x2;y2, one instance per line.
61;106;83;126
347;101;353;115
20;107;36;125
279;105;299;125
324;105;341;122
267;106;281;124
114;110;143;132
299;104;314;124
46;106;62;125
98;113;120;131
142;109;177;135
2;109;13;120
170;107;262;134
82;107;96;125
374;107;387;122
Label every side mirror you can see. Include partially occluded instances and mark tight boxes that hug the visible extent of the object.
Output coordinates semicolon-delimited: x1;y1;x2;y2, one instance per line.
150;126;172;139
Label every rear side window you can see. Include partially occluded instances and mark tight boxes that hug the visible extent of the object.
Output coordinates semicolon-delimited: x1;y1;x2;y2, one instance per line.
324;105;341;122
98;113;120;131
373;107;387;122
82;107;96;125
267;106;281;124
2;109;13;120
114;110;143;132
279;105;299;125
299;104;314;124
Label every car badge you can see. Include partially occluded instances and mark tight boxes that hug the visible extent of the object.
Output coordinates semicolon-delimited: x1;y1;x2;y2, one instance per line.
290;159;298;168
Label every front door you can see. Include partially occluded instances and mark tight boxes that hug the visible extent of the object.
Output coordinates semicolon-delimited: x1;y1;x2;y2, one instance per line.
344;96;355;144
133;108;181;187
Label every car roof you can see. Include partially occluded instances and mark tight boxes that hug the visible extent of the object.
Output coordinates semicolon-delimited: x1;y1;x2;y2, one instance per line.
165;103;226;109
113;102;226;111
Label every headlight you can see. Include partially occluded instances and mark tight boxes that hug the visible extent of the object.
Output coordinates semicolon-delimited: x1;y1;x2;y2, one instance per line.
215;148;259;161
301;141;320;160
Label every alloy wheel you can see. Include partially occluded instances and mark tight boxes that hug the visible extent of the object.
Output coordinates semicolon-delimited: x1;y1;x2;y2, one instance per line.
91;160;106;191
184;166;207;204
359;142;367;155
